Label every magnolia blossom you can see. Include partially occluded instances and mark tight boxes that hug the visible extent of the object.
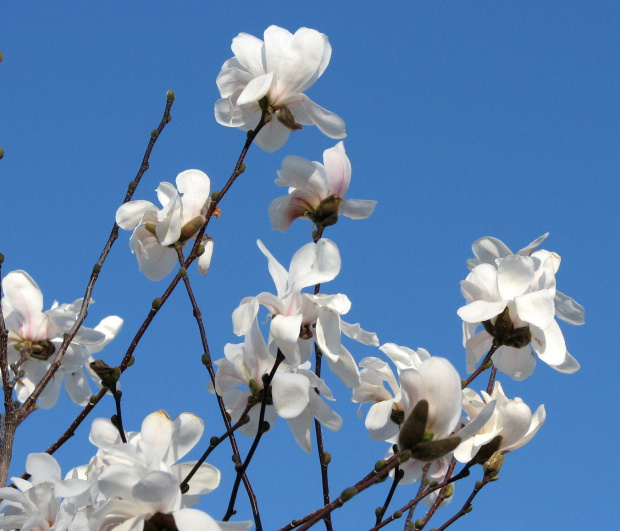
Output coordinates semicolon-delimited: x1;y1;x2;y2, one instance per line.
352;344;431;442
66;410;252;530
396;357;495;484
116;169;214;281
1;270;122;408
212;319;342;453
457;234;584;380
232;239;378;387
0;453;91;530
455;381;546;463
215;25;346;151
269;142;377;232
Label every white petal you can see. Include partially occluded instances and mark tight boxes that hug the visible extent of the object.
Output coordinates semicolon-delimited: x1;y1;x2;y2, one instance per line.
308;392;342;431
236;72;274;106
197;236;214;276
550;351;580;374
140;410;173;460
514;290;555;329
115;200;158;230
271;372;310;418
271;314;303;365
172;508;222;531
230;32;266;76
323;141;350;197
531;320;567;367
457;300;507;323
340;199;377;219
497;255;535;300
172;462;220;495
325;345;361;388
177;169;211;221
554;290;585;325
493;346;537;381
341;320;379;346
287;94;346;139
26;453;61;484
165;413;204;465
89;417;122;448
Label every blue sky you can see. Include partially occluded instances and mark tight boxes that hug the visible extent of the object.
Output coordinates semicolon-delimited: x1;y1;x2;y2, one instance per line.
1;2;618;529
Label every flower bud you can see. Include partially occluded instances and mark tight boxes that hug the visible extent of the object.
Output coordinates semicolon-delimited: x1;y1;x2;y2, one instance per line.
179;216;206;242
322;452;331;465
410;436;462;462
340;487;357;502
166;90;175;101
483;451;505;479
151;298;163;310
275;105;303;131
398;399;429;450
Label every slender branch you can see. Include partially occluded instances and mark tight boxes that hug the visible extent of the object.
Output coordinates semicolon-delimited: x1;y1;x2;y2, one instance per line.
486;366;497;395
112;391;127;444
435;473;492;531
404;464;430;530
222;350;285;524
462;345;497;389
175;248;261;529
415;458;457;529
15;95;175;427
375;465;402;527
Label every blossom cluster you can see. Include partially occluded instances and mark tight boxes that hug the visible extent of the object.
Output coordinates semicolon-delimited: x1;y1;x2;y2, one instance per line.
1;23;586;530
0;411;251;530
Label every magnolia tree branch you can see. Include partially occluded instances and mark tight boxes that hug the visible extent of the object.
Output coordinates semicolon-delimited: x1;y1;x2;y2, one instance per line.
15;94;176;427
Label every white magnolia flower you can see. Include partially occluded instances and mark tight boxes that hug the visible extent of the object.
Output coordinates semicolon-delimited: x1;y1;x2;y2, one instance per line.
396;357;495;485
116;169;213;281
352;344;431;442
455;381;546;463
215;25;346;151
1;270;122;408
0;453;91;530
269;142;376;232
212;319;342;453
232;239;377;386
457;235;583;380
75;410;248;531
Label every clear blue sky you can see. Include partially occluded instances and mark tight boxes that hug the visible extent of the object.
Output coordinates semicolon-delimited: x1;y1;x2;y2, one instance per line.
1;2;618;529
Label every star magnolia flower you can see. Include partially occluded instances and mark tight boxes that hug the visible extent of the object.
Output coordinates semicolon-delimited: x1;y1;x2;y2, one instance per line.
1;270;122;408
212;319;342;453
269;142;377;232
232;239;378;386
352;344;431;442
457;235;584;380
0;453;91;530
454;381;546;463
215;25;346;151
116;169;214;281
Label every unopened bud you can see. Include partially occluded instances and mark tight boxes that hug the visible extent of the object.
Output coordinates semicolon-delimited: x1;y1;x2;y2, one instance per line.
196;244;205;256
483;451;505;479
374;459;387;472
275;105;302;131
210;436;219;447
238;163;246;174
166;90;175;101
211;191;220;202
322;452;331;465
375;507;384;519
92;263;101;274
443;483;454;498
128;180;137;192
151;298;162;310
340;487;357;502
393;511;403;519
179;216;206;242
179;267;187;278
180;483;189;494
201;352;211;366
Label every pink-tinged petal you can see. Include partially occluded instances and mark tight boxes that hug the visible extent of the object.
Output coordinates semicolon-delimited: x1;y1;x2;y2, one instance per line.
164;413;204;465
271;314;303;364
530;320;567;367
26;453;61;484
197;236;214;276
65;369;91;406
232;298;260;336
115;200;158;230
141;410;174;460
325;345;361;388
275;154;324;191
341;320;379;346
457;300;507;323
503;404;546;451
517;233;548;256
177;169;211;221
236;72;274;105
514;290;555;329
308;392;342;431
340;199;377;219
497;255;535;300
323;141;351;197
3;271;47;337
493;346;536;381
216;65;254;98
230;32;266;77
253;119;291;152
172;462;220;496
89;417;122;448
465;331;493;373
287;95;346;139
550;351;580;374
272;372;310;418
554;290;585;325
269;195;309;232
257;240;289;297
285;408;312;452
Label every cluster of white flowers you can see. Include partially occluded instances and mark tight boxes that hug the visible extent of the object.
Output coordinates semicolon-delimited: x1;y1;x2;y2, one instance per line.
0;411;252;530
1;270;122;408
2;23;586;530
